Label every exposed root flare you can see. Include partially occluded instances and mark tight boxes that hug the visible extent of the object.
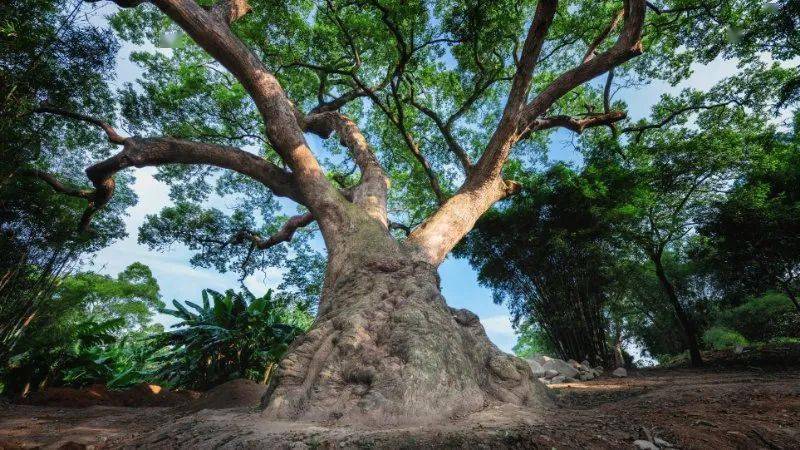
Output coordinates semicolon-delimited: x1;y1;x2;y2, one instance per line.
262;259;550;425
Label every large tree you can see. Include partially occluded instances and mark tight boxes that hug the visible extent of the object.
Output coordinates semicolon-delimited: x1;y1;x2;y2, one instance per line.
19;0;785;423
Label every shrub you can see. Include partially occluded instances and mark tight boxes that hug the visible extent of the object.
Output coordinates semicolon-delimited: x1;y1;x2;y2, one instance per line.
716;292;796;342
702;327;748;350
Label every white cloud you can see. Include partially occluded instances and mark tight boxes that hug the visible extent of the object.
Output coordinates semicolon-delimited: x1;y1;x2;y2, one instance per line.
480;315;517;354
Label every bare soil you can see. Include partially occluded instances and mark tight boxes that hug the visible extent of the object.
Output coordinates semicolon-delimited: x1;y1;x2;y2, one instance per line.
1;367;799;449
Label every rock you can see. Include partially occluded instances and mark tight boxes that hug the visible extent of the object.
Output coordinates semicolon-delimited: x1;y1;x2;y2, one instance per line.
653;437;674;448
734;344;744;354
581;359;592;368
579;373;595;381
633;439;659;450
527;359;546;378
544;369;559;379
564;377;578;383
550;375;566;384
567;359;580;368
542;359;579;378
612;367;627;377
531;354;552;365
537;377;551;385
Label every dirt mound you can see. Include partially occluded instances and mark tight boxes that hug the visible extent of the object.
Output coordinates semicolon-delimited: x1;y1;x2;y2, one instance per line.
189;378;268;411
18;383;198;407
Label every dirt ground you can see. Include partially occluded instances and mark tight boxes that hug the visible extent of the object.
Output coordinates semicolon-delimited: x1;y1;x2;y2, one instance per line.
1;367;799;449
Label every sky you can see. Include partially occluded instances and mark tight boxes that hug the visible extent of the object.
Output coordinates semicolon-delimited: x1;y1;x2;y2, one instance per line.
83;4;741;354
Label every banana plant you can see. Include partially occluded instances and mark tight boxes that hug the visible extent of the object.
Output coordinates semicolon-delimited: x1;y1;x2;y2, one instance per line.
152;288;312;389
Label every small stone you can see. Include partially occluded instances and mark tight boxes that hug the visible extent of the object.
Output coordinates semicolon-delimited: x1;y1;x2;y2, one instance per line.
653;437;674;448
579;373;595;381
612;367;627;377
537;377;551;385
633;439;659;450
581;359;592;368
544;369;559;379
551;375;566;384
564;377;578;383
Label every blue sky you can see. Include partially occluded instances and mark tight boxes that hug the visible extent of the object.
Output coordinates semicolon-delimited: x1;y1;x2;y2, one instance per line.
84;4;741;354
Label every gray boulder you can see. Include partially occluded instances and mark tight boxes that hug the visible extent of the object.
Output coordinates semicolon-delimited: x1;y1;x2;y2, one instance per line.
542;359;579;378
550;375;566;384
633;440;659;450
531;354;553;365
612;367;628;378
526;359;546;378
544;369;559;379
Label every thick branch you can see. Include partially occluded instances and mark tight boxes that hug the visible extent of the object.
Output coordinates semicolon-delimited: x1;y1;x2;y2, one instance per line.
529;111;626;134
409;0;646;266
303;111;389;226
35;137;300;233
147;0;344;220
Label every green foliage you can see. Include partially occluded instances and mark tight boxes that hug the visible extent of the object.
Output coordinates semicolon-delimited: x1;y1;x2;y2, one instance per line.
702;327;748;351
699;127;800;306
512;322;558;359
715;292;798;342
0;0;134;353
0;264;164;394
460;164;622;365
153;288;312;389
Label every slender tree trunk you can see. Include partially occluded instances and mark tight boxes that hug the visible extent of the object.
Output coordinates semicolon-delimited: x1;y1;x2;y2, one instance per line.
780;283;800;313
261;227;550;424
651;256;703;367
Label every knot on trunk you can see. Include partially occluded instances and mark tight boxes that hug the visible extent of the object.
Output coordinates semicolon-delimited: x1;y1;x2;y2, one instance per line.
451;308;480;327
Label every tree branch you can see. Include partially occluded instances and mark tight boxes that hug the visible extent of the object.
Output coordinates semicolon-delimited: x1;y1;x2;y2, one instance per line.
34;105;127;144
582;9;625;63
620;101;734;141
33;136;301;233
234;212;315;250
19;169;94;199
528;111;627;134
303;111;390;226
211;0;251;24
518;0;645;130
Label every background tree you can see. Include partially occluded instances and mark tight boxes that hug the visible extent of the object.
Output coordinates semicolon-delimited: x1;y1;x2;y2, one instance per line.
459;164;624;367
0;263;163;394
0;0;134;352
699;119;800;311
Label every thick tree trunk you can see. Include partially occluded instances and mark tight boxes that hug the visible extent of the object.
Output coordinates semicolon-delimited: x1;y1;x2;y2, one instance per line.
261;232;550;424
652;257;703;367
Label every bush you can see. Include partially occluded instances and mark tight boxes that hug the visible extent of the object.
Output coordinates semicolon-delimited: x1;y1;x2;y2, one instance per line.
776;311;800;339
716;292;796;342
703;327;748;350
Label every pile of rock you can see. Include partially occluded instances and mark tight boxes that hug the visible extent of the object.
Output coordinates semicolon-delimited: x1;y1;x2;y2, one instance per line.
526;355;614;385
